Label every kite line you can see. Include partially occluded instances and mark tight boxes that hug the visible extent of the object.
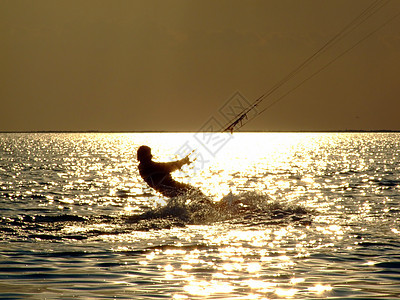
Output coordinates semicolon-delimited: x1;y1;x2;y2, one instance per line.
222;0;398;133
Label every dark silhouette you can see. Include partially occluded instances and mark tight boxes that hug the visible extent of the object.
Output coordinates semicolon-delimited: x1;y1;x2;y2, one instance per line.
136;146;268;218
137;145;206;198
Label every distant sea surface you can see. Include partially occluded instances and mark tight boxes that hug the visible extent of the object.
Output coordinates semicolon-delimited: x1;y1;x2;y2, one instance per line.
0;132;399;299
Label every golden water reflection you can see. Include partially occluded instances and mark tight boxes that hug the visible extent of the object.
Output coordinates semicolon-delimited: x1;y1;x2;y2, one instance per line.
103;133;373;298
110;222;343;299
3;133;398;298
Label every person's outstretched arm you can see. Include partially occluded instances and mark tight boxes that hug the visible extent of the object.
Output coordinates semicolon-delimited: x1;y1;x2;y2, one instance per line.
156;155;191;173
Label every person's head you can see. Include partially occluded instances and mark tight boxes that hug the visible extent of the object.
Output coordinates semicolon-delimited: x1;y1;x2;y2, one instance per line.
137;145;152;162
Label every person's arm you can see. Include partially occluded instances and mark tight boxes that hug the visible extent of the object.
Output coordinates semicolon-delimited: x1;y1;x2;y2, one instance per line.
157;155;191;173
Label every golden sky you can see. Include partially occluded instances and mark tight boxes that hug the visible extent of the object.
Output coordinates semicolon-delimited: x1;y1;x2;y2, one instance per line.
1;0;400;131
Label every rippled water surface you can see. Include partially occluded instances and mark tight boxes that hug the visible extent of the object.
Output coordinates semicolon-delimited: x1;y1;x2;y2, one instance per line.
1;132;400;299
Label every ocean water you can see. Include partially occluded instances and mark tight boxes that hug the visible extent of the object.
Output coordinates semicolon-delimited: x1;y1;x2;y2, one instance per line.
0;132;399;299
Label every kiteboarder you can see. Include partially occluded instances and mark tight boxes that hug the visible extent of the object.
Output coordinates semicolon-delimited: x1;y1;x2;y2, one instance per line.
137;145;206;198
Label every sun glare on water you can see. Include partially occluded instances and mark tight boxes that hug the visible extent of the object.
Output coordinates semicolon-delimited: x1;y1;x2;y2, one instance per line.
97;133;340;298
2;132;399;299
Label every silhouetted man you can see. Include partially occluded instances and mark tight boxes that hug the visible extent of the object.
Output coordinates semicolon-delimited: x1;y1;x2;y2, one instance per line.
137;145;205;198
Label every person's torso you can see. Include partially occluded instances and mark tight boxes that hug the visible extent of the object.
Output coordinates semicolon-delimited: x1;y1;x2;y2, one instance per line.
138;161;174;188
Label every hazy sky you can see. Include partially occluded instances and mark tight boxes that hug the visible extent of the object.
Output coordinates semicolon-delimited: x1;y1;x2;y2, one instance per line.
1;0;400;132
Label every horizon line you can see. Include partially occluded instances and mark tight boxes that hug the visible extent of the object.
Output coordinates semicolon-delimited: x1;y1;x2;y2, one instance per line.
1;129;400;133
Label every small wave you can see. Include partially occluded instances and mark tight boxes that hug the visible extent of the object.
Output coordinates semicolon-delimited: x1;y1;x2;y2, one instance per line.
22;214;88;223
374;178;400;189
376;261;400;269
